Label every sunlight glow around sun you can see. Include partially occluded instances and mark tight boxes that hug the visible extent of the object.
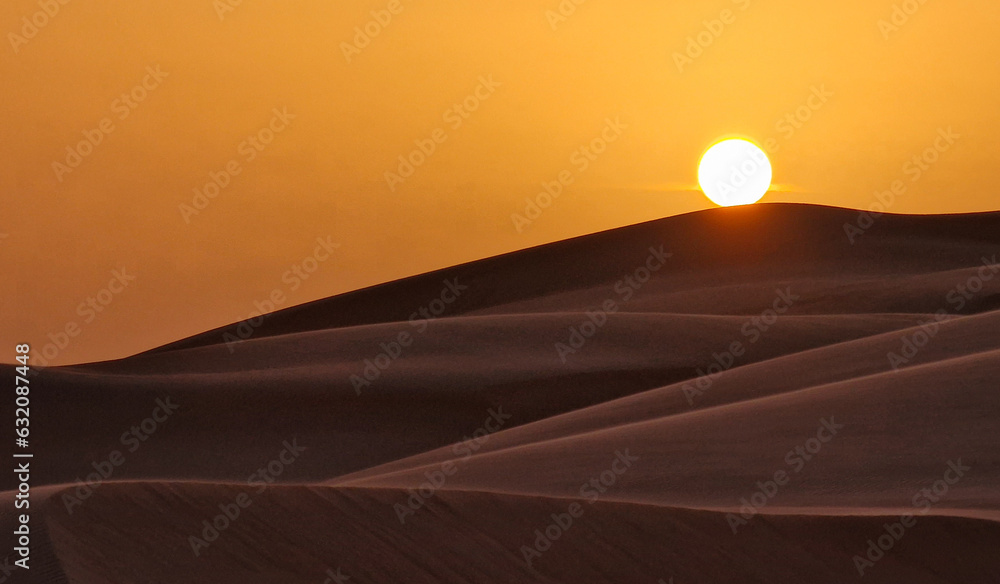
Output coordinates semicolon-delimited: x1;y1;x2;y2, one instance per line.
698;139;772;207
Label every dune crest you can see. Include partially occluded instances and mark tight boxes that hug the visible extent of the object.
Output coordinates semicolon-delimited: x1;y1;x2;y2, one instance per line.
8;204;1000;583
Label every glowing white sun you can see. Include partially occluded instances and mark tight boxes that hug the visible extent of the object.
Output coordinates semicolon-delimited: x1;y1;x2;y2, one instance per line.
698;139;772;207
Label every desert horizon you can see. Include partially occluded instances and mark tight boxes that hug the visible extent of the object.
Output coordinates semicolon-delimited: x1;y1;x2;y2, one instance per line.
81;201;1000;360
7;200;999;368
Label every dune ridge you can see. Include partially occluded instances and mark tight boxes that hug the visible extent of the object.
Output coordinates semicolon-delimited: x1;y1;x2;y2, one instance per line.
8;204;1000;583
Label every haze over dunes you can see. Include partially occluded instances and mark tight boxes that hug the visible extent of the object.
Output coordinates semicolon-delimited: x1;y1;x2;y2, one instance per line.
5;204;1000;582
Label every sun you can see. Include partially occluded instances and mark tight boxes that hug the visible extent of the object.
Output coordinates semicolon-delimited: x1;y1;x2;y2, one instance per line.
698;139;772;207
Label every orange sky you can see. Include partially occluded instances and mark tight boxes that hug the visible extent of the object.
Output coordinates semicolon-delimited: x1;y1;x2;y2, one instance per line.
2;0;999;365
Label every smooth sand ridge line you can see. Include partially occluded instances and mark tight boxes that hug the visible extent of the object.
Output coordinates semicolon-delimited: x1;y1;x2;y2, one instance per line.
8;479;999;525
329;308;1000;484
323;485;1000;524
15;312;943;493
327;348;1000;520
39;313;924;381
469;263;1000;322
21;312;976;492
331;328;1000;488
15;328;996;506
53;311;938;379
133;258;998;359
340;343;1000;483
79;311;929;362
138;203;1000;357
130;310;941;360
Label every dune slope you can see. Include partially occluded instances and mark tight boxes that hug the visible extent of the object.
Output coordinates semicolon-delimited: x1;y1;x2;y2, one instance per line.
8;204;1000;583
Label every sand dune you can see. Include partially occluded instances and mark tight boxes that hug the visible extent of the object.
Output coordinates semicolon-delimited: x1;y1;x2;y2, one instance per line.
17;482;1000;584
8;204;1000;583
337;347;1000;514
333;309;1000;487
19;311;933;489
146;204;1000;353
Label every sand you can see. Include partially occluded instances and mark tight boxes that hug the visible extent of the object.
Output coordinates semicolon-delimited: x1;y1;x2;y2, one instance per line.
4;203;1000;582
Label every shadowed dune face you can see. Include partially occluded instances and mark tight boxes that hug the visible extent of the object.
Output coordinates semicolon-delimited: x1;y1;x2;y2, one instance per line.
332;309;1000;490
340;347;1000;515
30;484;1000;584
6;204;1000;582
16;313;933;488
143;204;1000;354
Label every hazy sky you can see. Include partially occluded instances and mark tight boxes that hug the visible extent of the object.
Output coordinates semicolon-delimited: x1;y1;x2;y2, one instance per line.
2;0;999;365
